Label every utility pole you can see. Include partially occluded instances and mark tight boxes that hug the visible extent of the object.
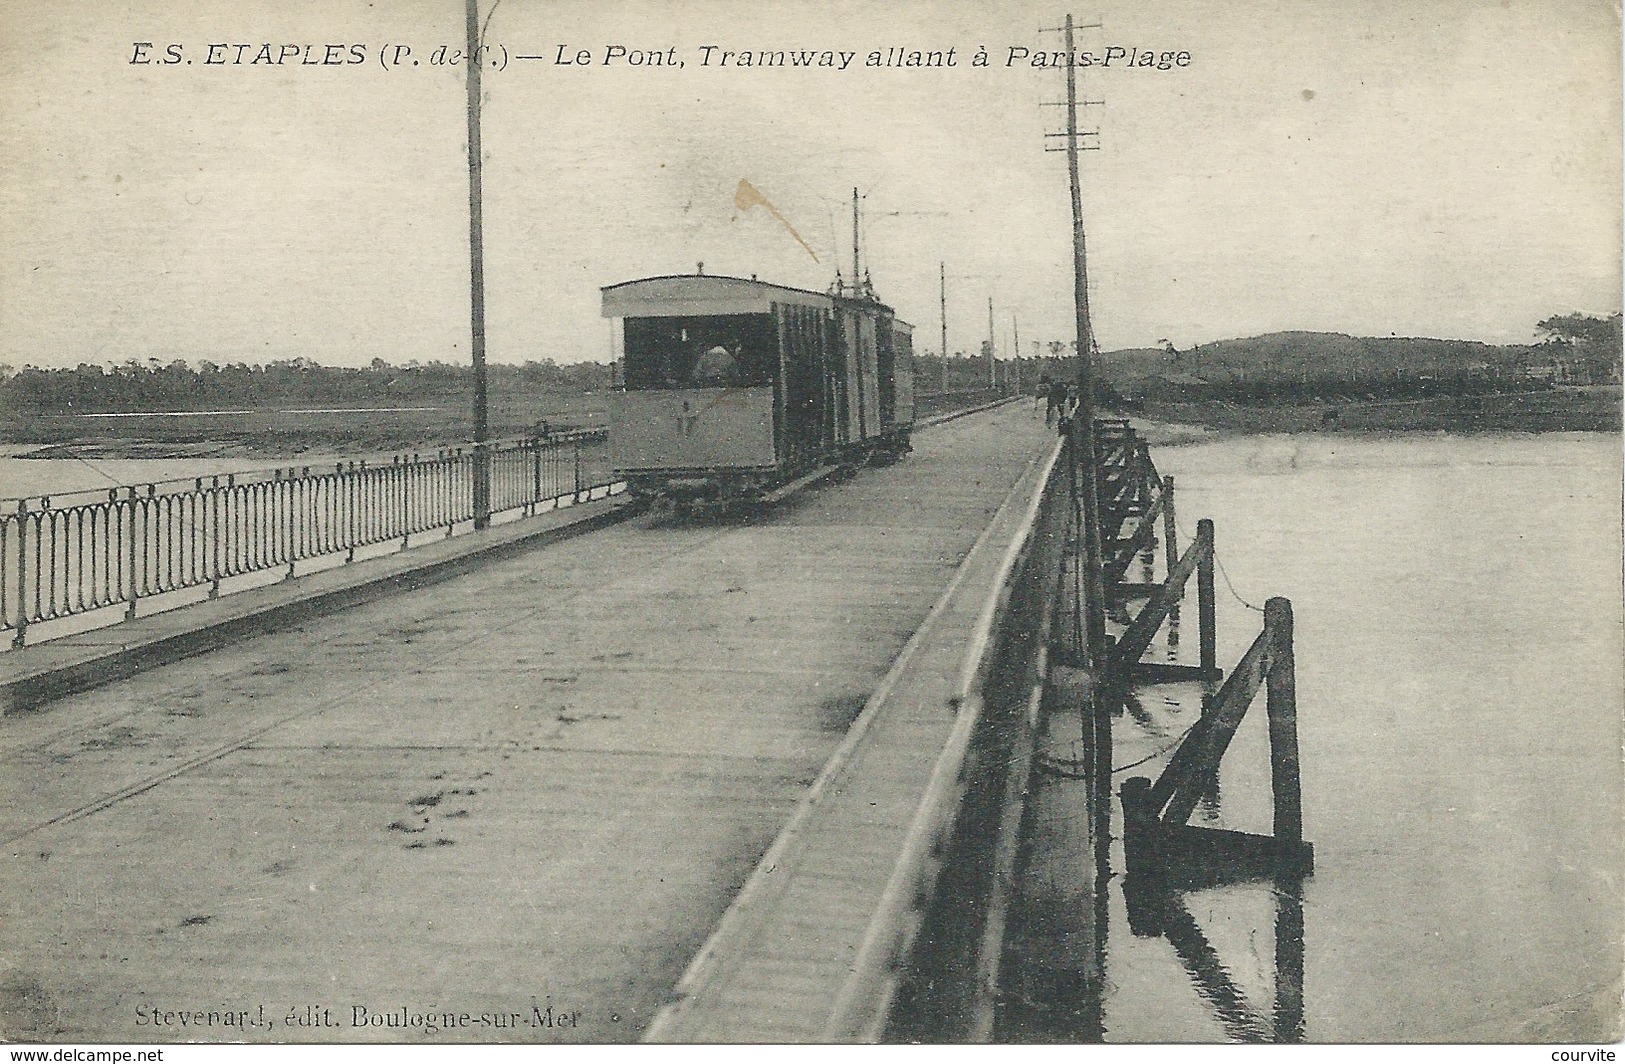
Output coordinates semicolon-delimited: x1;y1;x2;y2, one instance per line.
940;261;948;393
465;0;490;529
1065;11;1107;662
1013;314;1022;394
987;296;996;388
940;264;994;392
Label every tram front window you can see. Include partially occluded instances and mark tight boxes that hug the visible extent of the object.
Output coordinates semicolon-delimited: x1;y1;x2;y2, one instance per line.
622;314;775;390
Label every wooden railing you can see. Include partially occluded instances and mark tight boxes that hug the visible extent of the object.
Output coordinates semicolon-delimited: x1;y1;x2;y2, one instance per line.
1093;418;1312;883
1120;595;1313;885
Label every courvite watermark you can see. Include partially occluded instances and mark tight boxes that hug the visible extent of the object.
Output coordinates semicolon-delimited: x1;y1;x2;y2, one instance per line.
131;1003;591;1034
127;42;1194;73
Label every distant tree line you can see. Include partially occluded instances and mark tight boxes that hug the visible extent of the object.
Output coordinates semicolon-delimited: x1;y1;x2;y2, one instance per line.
5;312;1615;415
0;358;612;415
1127;367;1548;404
1537;311;1623;352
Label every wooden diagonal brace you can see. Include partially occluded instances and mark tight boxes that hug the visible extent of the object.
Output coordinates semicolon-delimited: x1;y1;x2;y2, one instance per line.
1149;626;1271;825
1109;519;1210;673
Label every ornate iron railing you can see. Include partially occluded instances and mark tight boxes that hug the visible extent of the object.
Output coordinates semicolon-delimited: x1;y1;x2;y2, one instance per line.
2;431;614;646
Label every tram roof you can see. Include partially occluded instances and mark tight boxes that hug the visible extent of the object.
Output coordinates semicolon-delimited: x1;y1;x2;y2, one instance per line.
603;274;842;318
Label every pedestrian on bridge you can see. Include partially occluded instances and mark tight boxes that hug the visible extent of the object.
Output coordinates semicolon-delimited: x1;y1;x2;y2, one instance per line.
1055;383;1082;435
1045;377;1068;428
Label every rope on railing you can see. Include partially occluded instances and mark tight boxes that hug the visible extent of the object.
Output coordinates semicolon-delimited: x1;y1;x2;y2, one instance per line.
1168;511;1266;615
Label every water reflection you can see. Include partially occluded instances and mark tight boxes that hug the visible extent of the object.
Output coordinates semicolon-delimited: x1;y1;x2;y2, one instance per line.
1122;873;1306;1043
1002;647;1309;1042
1001;812;1307;1043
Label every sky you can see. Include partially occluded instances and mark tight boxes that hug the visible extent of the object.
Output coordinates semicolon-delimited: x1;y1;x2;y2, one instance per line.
1;0;1620;369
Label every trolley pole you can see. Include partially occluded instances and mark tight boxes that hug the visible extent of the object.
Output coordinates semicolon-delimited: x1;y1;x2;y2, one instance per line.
466;0;491;529
851;187;861;299
1065;12;1108;663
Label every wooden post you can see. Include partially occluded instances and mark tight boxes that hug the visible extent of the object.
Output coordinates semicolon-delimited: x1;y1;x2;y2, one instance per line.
1063;12;1108;666
1197;518;1216;675
1161;476;1178;581
1161;476;1179;645
1264;596;1303;844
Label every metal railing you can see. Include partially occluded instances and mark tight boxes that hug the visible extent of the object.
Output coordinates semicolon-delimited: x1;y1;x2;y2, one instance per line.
2;431;613;646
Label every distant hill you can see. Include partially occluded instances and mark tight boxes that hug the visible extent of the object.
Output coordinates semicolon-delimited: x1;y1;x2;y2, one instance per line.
1100;331;1534;390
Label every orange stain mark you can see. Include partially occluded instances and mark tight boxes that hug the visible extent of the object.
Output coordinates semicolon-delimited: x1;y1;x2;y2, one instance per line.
734;179;820;264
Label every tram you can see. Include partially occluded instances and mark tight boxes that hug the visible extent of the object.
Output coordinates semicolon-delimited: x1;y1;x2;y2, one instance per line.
602;271;915;503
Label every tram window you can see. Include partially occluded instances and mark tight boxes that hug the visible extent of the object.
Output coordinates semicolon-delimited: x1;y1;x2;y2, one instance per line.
622;314;776;389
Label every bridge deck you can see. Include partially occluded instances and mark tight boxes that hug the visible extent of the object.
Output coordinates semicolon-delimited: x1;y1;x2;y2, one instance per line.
0;402;1053;1043
646;429;1061;1043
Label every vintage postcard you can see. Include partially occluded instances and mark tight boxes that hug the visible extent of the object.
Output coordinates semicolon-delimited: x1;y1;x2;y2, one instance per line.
0;0;1619;1050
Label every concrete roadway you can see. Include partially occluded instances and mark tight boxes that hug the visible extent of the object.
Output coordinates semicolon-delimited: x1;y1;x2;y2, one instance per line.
0;402;1054;1043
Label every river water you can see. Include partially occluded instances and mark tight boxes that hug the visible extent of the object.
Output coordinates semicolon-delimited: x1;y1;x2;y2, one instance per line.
1100;430;1623;1043
0;446;382;503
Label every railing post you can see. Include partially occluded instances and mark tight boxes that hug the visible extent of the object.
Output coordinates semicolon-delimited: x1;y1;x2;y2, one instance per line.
531;439;542;514
12;500;28;648
1264;596;1302;844
443;452;456;536
345;464;358;562
286;471;299;581
1161;476;1178;585
1162;475;1180;647
573;441;584;503
125;487;140;620
38;498;55;622
473;443;491;530
1197;518;1216;675
397;456;410;549
209;476;222;599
